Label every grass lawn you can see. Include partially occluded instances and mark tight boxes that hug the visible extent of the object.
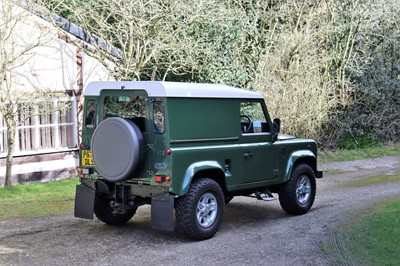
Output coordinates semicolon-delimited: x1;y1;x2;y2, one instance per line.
319;143;400;164
321;143;400;265
338;198;400;266
0;177;79;220
332;171;400;189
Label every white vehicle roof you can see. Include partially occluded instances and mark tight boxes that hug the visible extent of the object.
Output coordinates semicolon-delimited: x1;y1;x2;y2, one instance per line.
84;81;263;99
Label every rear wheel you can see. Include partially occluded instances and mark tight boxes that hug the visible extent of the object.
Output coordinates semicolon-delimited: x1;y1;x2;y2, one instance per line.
94;196;137;225
176;178;224;240
278;164;316;215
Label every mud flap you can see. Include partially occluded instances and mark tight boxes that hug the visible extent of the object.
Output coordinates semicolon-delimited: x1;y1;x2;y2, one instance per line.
151;194;174;231
74;184;95;219
316;170;323;178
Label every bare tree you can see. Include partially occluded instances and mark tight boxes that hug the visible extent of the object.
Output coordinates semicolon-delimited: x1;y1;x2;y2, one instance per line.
0;0;69;187
46;0;228;81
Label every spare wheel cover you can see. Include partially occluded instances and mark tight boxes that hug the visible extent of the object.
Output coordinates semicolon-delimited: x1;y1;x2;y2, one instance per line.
91;117;145;182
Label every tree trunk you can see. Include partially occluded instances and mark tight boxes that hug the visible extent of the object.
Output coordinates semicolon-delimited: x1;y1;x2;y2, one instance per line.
4;120;16;188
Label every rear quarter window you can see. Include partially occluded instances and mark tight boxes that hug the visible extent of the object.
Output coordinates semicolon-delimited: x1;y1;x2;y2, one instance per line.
153;102;165;134
85;100;96;129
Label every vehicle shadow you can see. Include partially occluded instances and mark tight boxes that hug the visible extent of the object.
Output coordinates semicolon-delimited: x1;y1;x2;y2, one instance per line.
83;197;288;243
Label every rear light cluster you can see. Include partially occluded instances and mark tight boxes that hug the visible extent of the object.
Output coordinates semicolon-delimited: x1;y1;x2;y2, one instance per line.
79;143;90;149
154;175;171;187
153;149;172;186
78;168;90;175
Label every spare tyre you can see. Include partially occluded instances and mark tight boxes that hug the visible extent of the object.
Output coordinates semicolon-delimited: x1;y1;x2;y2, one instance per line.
91;117;145;182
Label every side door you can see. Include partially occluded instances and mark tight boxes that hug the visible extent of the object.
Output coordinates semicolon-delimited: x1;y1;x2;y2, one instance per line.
238;100;278;186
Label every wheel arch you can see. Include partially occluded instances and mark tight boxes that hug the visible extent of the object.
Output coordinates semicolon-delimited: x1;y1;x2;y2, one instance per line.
177;161;227;196
284;150;317;182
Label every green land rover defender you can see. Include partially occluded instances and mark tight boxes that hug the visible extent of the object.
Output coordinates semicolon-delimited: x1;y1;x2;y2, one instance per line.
75;81;323;240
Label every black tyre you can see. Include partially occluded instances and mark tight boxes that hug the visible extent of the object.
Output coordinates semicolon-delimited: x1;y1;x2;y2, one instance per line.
176;178;224;240
91;117;145;182
94;196;137;225
278;164;316;215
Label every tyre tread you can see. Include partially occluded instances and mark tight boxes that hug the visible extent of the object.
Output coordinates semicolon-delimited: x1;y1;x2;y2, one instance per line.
278;163;316;215
176;178;224;240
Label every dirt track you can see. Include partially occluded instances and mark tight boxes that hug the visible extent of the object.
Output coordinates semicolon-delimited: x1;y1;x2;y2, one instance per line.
1;156;399;266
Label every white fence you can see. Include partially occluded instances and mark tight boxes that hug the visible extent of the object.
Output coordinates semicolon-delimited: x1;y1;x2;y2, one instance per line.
0;97;78;157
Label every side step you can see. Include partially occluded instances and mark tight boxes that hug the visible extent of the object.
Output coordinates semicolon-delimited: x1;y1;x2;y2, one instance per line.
254;191;277;201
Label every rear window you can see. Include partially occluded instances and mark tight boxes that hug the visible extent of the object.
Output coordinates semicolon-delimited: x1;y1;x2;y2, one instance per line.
103;95;146;132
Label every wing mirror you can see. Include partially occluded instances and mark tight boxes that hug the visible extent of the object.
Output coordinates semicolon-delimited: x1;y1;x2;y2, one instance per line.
272;118;281;142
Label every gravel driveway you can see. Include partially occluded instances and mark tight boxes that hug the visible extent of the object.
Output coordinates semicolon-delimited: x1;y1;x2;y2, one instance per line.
1;156;399;266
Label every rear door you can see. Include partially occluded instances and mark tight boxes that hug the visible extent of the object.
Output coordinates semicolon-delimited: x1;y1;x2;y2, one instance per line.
99;90;151;180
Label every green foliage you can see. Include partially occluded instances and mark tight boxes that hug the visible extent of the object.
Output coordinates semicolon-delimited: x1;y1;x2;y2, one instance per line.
338;198;400;265
168;1;265;90
40;0;85;21
332;0;400;146
0;177;79;220
339;130;380;150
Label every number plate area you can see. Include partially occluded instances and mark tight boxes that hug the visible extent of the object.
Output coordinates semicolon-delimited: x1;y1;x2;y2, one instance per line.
81;150;94;167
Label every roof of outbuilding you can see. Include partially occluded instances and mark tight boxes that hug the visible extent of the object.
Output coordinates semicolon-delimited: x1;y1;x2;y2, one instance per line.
84;81;263;99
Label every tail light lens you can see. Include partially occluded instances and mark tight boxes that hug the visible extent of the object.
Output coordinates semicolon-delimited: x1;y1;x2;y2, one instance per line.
154;175;171;186
79;143;90;149
154;175;164;183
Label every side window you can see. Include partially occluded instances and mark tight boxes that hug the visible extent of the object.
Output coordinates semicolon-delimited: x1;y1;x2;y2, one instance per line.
85;100;96;129
240;101;269;133
103;95;146;132
153;102;165;134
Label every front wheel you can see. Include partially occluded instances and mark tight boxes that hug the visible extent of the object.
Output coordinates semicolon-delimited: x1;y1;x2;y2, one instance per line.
278;164;316;215
176;178;224;240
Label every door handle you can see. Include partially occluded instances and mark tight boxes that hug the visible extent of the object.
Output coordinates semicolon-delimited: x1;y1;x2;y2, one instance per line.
244;152;253;159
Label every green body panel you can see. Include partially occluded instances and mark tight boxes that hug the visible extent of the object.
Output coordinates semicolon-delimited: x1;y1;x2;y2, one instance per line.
168;142;239;196
168;136;318;196
167;98;238;140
